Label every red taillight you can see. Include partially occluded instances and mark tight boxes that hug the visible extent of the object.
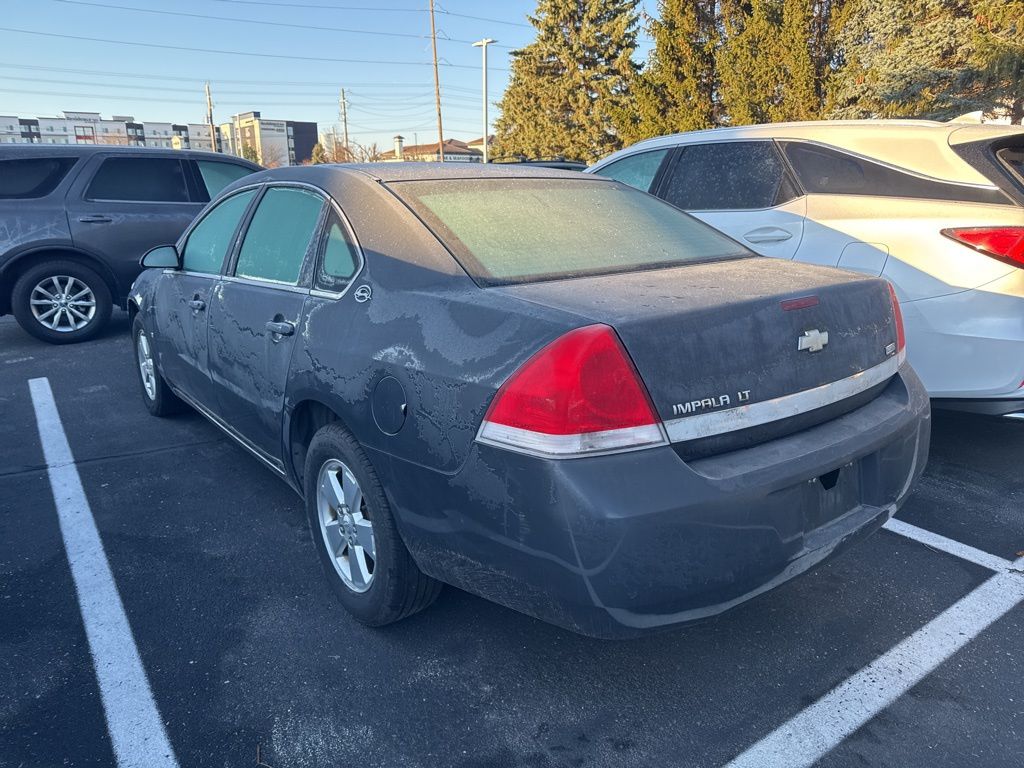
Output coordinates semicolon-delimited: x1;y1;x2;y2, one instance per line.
888;282;906;359
942;227;1024;268
478;324;666;457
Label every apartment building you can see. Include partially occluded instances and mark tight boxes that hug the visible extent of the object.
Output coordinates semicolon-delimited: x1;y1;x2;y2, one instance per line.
218;111;317;166
1;111;241;154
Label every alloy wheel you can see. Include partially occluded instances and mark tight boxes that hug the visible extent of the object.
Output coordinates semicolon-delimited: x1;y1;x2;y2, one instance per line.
316;459;376;593
29;275;96;332
136;331;157;400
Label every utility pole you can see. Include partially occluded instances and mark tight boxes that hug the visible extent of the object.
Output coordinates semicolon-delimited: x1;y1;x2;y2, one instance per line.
205;81;218;153
429;0;444;162
472;39;496;163
339;88;350;162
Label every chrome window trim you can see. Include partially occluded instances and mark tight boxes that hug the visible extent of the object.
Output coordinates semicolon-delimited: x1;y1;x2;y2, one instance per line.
663;354;903;444
220;273;310;295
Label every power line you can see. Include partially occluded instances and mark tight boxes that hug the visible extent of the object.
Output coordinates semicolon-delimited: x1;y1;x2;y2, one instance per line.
0;26;506;70
50;0;513;48
0;62;447;88
211;0;533;28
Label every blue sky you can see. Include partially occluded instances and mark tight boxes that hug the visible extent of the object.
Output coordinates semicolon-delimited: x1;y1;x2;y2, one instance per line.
0;0;654;151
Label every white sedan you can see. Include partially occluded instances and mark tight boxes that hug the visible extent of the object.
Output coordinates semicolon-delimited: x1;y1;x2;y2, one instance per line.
588;120;1024;416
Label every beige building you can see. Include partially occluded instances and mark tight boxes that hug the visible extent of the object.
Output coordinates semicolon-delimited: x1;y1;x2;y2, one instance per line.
380;135;482;163
218;111;317;167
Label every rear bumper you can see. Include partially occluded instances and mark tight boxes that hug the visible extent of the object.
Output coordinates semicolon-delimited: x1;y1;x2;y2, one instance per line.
377;365;930;638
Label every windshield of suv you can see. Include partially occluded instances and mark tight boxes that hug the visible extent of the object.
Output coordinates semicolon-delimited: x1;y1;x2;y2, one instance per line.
391;177;749;286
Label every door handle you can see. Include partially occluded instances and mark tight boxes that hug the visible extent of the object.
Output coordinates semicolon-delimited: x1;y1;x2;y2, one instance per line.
188;299;206;311
265;320;295;337
744;227;793;244
78;215;113;223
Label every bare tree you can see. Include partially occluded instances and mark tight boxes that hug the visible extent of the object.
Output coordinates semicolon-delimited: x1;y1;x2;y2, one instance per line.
260;143;286;168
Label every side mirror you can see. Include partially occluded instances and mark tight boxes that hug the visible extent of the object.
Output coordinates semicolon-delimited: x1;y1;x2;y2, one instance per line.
141;245;180;269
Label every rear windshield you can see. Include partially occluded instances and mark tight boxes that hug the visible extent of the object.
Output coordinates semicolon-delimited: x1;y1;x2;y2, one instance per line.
0;157;78;199
391;178;748;285
997;147;1024;185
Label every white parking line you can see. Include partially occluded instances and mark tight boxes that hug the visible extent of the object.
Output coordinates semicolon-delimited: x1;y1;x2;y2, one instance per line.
29;378;179;768
726;524;1023;768
883;517;1014;573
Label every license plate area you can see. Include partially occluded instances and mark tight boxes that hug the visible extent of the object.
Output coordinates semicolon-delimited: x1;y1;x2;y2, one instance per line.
805;461;861;532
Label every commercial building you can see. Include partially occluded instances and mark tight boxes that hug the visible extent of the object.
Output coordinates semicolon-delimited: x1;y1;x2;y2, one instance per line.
218;111;318;167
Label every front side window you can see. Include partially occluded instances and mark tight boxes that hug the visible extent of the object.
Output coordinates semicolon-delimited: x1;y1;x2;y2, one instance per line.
86;157;190;202
0;157;77;199
591;149;669;192
392;178;748;286
196;160;256;200
181;189;257;274
316;211;361;292
235;187;324;285
663;141;798;211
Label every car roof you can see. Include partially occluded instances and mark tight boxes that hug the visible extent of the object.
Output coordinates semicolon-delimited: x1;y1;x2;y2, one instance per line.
248;161;596;184
593;119;1024;187
0;143;259;165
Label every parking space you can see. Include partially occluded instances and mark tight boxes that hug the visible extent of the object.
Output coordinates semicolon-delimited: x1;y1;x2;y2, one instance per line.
1;313;1022;768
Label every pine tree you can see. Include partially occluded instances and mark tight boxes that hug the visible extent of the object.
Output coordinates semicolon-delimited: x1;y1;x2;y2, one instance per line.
826;0;975;119
493;0;641;161
971;0;1024;123
614;0;719;144
717;0;818;124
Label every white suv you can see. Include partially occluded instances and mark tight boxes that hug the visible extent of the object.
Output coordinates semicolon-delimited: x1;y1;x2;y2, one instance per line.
588;120;1024;416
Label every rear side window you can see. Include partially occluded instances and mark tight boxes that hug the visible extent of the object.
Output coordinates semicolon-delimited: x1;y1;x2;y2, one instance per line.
182;189;257;274
0;157;77;199
592;149;669;192
86;157;190;202
316;211;361;292
235;187;324;285
196;160;256;199
783;142;1007;205
663;141;799;211
393;178;748;286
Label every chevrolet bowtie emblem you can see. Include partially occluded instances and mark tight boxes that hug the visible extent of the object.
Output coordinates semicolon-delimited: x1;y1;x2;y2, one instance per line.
798;329;829;353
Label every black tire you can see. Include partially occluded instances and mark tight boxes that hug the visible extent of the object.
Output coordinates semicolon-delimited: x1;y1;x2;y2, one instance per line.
11;260;113;345
132;316;183;417
304;422;442;626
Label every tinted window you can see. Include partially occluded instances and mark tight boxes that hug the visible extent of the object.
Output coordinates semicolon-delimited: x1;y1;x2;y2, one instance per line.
592;149;669;192
663;141;798;211
0;157;77;199
235;187;323;285
182;189;257;274
86;157;190;202
784;142;1007;204
316;212;360;292
197;160;255;199
393;178;747;286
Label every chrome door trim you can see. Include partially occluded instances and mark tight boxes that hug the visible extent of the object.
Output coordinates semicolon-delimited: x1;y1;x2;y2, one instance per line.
171;385;288;478
663;354;903;443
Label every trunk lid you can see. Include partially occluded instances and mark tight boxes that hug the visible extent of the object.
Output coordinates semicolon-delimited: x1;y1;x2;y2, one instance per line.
496;258;900;429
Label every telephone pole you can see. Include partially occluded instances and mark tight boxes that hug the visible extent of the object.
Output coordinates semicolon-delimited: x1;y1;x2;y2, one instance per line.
205;82;219;153
339;88;350;162
429;0;444;162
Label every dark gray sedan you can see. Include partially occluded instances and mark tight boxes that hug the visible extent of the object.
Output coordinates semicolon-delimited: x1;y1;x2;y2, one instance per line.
128;163;930;638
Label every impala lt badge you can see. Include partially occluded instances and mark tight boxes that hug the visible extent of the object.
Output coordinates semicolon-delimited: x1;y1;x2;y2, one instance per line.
798;329;829;353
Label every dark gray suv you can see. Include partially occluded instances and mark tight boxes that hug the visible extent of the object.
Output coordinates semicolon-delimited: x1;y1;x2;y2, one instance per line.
0;145;260;344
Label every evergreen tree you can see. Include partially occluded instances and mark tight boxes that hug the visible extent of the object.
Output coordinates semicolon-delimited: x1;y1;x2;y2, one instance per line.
493;0;640;161
971;0;1024;123
717;0;818;124
826;0;975;119
614;0;718;144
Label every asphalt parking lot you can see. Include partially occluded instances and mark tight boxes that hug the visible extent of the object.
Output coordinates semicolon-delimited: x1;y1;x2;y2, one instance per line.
1;312;1022;768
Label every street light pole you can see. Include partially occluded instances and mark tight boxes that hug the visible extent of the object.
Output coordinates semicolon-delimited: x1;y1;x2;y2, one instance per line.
473;38;496;164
